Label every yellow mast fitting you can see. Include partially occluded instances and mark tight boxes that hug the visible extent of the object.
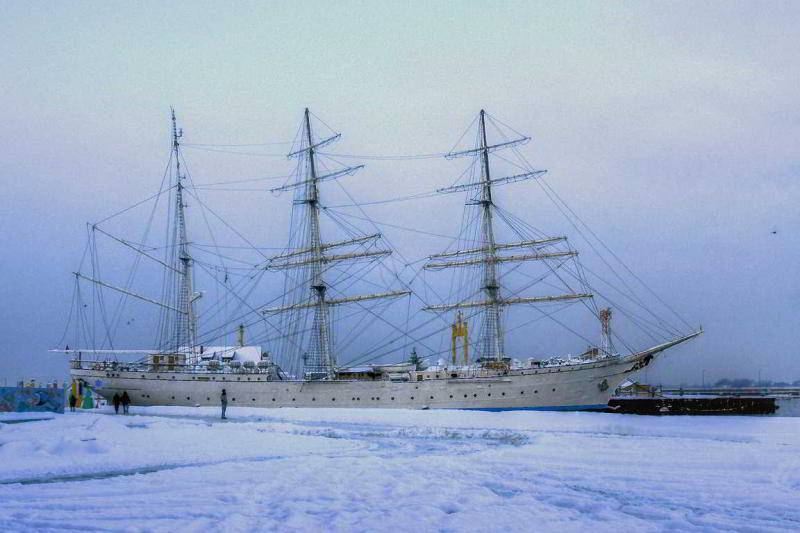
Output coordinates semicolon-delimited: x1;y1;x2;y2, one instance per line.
451;311;469;364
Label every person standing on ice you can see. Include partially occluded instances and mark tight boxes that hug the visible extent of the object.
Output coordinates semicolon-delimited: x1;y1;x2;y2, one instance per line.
121;391;130;414
69;392;77;412
220;389;228;419
113;393;121;414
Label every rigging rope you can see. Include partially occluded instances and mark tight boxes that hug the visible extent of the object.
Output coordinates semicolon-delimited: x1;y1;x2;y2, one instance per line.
316;151;447;160
181;145;289;157
324;209;461;240
183;141;292;147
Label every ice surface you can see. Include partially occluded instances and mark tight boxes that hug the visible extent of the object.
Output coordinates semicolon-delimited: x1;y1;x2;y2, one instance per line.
1;406;798;532
0;412;55;423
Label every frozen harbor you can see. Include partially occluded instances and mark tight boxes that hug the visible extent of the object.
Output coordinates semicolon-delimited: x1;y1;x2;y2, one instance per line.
1;407;798;532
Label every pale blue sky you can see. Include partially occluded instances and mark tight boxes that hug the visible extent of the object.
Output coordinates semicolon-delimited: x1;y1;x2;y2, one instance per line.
1;1;798;385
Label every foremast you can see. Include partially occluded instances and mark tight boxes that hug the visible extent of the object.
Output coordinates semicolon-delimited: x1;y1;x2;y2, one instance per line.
477;110;503;360
423;110;592;361
264;109;409;379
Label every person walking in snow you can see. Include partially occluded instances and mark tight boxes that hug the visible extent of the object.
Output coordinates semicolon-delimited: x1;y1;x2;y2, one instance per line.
113;393;121;414
69;393;77;412
220;389;228;419
121;391;130;414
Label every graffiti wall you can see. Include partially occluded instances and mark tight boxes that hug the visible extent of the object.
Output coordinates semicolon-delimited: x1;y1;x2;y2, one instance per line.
0;387;65;413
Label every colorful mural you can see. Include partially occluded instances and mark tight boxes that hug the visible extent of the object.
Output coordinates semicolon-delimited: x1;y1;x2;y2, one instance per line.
0;387;65;413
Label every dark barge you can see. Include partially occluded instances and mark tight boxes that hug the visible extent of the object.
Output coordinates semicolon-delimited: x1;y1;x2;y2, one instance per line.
607;395;776;415
604;384;800;415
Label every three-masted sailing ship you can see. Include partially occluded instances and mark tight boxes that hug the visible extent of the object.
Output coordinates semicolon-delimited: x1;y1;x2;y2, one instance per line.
59;108;700;411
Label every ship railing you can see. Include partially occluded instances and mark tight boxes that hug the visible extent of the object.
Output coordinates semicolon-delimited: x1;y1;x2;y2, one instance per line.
69;359;274;376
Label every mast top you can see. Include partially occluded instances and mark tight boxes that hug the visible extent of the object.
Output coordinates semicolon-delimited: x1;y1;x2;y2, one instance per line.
171;108;183;152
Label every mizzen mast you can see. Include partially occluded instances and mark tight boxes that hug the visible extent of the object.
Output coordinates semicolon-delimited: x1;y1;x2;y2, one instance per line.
170;109;200;356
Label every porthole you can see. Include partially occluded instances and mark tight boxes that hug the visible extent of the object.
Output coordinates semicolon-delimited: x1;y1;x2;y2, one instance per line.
391;397;395;400
449;395;453;398
312;398;316;401
252;398;256;402
411;396;415;400
521;391;525;395
552;388;556;392
501;392;505;396
292;398;296;402
473;394;477;398
430;396;434;400
171;396;175;399
534;390;538;394
186;397;190;400
352;397;355;401
206;397;210;401
232;398;236;402
332;398;336;402
464;394;468;398
357;397;360;401
488;393;491;397
272;398;276;402
376;397;380;401
371;397;374;401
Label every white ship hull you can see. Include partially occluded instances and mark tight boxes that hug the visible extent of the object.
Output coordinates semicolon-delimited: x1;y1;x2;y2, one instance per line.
60;112;702;414
72;348;665;412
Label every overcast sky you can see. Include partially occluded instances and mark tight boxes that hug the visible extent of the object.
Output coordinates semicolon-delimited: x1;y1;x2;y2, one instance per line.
1;1;798;386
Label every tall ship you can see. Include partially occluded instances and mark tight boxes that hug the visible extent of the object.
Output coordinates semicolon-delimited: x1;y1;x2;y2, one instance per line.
58;108;700;411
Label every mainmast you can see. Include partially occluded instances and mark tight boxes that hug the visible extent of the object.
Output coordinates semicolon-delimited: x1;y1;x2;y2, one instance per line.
302;108;334;378
171;109;199;356
423;110;592;361
264;108;409;379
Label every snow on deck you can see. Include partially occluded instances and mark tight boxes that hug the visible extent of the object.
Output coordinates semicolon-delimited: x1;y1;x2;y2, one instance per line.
0;407;798;532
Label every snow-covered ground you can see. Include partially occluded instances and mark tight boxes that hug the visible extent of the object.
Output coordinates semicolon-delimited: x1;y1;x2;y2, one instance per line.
1;407;798;532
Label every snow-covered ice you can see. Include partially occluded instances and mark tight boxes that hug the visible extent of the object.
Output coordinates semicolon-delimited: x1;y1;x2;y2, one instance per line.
1;407;798;532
